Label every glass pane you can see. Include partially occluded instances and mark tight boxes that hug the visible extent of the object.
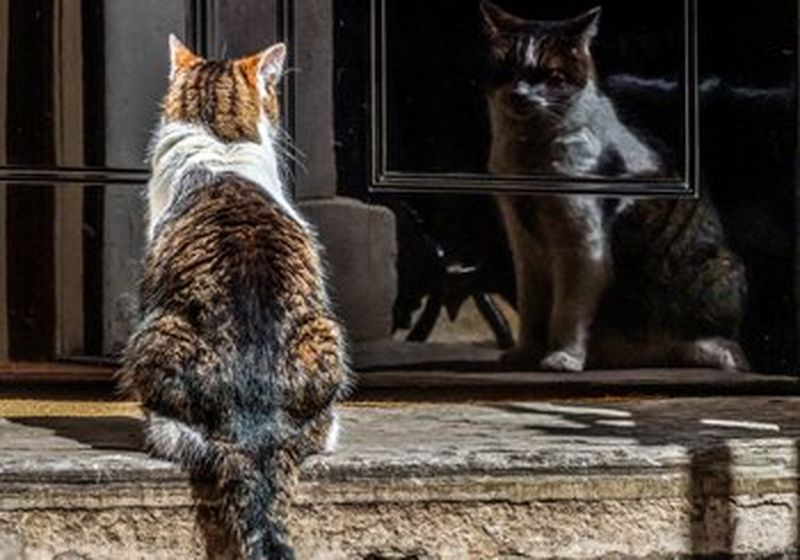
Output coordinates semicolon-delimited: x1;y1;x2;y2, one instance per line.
378;0;688;189
1;183;146;360
352;0;798;374
697;0;797;373
0;0;186;170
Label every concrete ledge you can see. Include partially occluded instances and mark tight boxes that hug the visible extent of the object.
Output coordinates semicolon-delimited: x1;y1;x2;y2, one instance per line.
0;397;798;559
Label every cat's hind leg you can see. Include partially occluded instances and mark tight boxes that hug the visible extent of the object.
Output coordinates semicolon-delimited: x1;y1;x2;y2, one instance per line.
673;337;750;372
282;313;348;458
119;312;211;418
660;244;749;371
587;332;750;372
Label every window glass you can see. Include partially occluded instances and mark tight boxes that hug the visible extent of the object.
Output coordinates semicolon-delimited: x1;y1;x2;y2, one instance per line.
0;183;145;360
375;0;690;193
0;0;184;171
335;0;798;374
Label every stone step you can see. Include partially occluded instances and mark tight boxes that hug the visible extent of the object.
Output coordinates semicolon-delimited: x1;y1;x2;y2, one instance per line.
0;397;798;559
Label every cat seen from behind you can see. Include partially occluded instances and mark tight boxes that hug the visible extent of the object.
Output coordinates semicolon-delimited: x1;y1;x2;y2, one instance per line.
481;1;748;372
119;36;349;559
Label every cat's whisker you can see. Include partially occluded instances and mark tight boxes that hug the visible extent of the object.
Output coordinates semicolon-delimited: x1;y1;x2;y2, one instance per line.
277;156;298;181
280;66;301;77
273;124;306;155
269;125;308;175
273;141;307;174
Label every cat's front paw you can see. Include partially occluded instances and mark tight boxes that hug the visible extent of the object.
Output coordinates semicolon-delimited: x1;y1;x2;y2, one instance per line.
540;350;585;372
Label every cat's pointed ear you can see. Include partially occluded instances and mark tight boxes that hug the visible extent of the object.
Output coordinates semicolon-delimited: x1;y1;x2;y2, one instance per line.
480;1;524;37
569;7;601;46
169;34;200;78
240;43;287;88
259;43;287;86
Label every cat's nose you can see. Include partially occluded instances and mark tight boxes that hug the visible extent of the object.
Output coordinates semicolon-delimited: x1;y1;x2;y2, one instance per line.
512;81;534;98
510;82;548;110
512;81;545;102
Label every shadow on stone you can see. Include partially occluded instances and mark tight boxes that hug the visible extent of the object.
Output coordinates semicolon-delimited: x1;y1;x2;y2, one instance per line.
9;415;144;451
488;402;741;556
689;445;734;558
8;415;235;557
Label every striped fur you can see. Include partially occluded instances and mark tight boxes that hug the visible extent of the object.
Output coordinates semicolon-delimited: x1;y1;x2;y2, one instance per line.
120;37;349;560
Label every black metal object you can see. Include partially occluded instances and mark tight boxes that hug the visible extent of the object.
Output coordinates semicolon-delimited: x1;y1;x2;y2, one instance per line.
390;199;515;350
406;264;514;351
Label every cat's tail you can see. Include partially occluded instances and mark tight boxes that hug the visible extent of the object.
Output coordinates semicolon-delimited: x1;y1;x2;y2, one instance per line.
214;440;298;560
119;315;297;559
145;412;297;560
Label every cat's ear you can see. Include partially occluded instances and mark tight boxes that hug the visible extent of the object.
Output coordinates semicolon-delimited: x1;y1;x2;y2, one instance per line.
569;7;601;47
240;43;287;88
169;34;200;78
480;1;524;38
259;43;287;86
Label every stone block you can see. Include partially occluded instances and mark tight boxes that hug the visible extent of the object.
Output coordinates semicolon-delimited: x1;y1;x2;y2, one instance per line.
1;397;800;558
0;533;22;560
300;197;397;343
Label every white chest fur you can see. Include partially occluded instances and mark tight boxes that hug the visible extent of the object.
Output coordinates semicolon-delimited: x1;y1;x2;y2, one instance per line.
146;121;304;241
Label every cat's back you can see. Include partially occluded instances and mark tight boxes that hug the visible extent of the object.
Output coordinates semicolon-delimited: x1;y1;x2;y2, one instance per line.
142;172;324;330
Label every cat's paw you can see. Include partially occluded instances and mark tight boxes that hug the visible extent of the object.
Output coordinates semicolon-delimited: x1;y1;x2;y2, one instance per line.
540;350;585;372
691;338;750;372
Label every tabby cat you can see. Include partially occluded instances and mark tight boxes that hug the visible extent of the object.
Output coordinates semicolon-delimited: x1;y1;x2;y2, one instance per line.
119;36;349;559
481;1;749;372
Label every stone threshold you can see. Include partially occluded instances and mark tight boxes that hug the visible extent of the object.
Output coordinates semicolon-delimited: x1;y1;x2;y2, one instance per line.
1;358;798;405
0;396;798;559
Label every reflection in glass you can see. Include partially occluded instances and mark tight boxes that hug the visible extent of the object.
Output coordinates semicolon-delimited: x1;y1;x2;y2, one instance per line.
482;3;671;179
369;0;797;374
382;0;685;181
482;3;742;372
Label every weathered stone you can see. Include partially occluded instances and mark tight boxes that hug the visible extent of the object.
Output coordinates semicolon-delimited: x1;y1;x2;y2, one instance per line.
300;197;397;343
0;533;23;560
0;397;798;558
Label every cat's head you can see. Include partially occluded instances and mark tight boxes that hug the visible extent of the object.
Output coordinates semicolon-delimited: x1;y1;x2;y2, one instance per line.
480;2;600;119
163;36;286;143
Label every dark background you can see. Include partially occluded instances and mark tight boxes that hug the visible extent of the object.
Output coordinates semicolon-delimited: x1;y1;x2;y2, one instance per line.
334;0;799;374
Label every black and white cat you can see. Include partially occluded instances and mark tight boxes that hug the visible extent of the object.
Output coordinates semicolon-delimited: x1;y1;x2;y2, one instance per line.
481;1;748;372
484;4;660;179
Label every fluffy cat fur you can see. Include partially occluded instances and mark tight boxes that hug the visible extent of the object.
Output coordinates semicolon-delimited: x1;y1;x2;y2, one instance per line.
481;2;748;372
119;36;349;559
